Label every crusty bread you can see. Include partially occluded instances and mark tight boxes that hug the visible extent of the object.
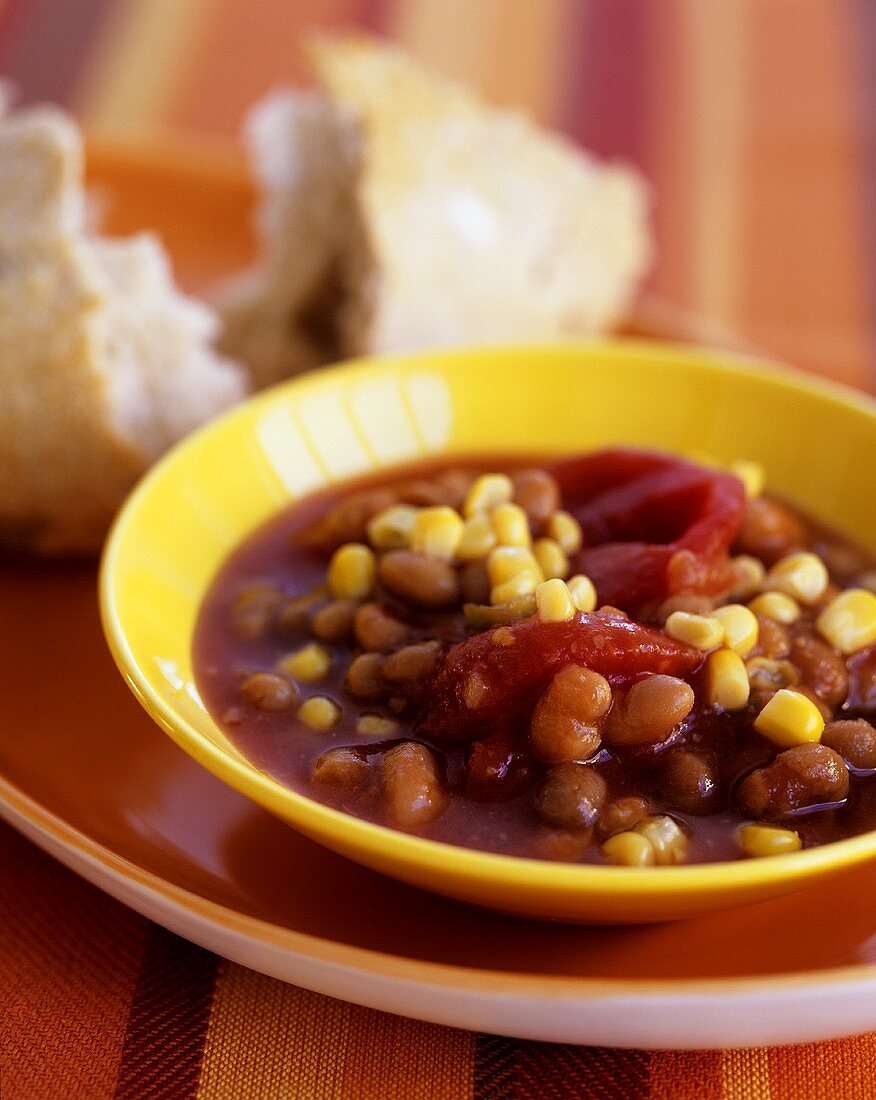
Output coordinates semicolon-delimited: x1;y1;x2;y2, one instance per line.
220;36;652;382
0;102;247;555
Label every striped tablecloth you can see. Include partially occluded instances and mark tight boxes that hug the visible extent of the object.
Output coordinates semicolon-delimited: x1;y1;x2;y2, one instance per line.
2;2;876;1097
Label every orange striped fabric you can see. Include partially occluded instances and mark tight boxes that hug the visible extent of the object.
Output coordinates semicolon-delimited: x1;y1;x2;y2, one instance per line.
2;2;876;1097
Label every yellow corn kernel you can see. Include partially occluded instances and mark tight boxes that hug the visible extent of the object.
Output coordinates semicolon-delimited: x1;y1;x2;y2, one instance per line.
665;611;725;651
456;513;496;561
366;504;419;550
533;537;569;580
278;642;331;683
463;473;513;517
409;505;464;560
535;578;576;623
816;588;876;654
487;546;542;587
566;573;597;613
754;688;824;748
298;696;341;731
703;648;750;711
711;604;759;656
601;831;655;867
765;551;828;605
547;510;583;555
327;543;376;600
490;570;541;606
490;502;532;547
731;460;765;498
748;591;802;624
728;554;767;600
738;822;802;858
356;714;400;737
634;815;689;865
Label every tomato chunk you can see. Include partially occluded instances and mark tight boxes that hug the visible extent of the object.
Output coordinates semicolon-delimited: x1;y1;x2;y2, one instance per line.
549;449;745;611
421;611;702;743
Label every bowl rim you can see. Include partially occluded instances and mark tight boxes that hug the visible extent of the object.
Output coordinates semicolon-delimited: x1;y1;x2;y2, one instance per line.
100;338;876;902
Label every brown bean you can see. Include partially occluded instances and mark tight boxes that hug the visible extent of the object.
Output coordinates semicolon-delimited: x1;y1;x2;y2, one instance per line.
512;468;561;527
657;593;715;620
311;599;358;643
277;590;324;635
353;602;412;653
379;550;460;608
297;488;397;551
381;742;447;827
434;468;475;509
734;496;808;564
603;675;695;746
395;479;448;506
736;743;849;818
535;763;607;831
822;719;876;771
460;560;491;604
313;746;371;788
756;617;791;659
534;829;591;862
345;652;386;698
529;665;611;763
383;641;443;686
230;585;285;640
790;632;849;708
596;796;651;839
241;672;297;712
660;752;719;815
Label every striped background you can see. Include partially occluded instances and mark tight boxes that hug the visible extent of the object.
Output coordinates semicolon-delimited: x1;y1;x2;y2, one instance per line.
0;0;873;392
2;1;876;1096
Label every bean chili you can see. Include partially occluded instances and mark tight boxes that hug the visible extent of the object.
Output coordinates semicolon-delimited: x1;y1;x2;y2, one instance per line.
194;450;876;866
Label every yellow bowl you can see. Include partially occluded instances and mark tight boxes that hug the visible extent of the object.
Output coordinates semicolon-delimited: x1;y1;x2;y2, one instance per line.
101;340;876;923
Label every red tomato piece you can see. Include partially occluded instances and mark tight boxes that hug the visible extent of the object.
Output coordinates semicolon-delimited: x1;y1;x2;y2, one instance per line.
421;611;702;743
549;449;746;611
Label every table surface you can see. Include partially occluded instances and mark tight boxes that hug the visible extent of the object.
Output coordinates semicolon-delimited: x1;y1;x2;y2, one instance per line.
2;1;876;1097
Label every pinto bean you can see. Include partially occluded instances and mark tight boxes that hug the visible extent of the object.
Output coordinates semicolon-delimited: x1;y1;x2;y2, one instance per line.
790;632;849;708
534;763;608;831
381;742;447;827
734;497;807;564
379;550;460;608
736;743;849;818
529;665;611;763
353;602;412;653
240;672;297;712
822;719;876;771
603;676;695;746
660;752;719;815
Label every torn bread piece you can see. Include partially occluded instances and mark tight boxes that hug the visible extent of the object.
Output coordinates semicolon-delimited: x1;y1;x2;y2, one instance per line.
220;36;652;384
0;103;247;555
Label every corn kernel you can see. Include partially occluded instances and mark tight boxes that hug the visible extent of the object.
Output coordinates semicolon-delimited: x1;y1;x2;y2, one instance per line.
816;588;876;654
456;513;496;561
711;604;759;655
366;504;419;550
409;506;464;560
754;688;824;747
490;570;541;606
728;554;767;600
665;611;725;651
356;714;400;737
745;656;800;692
490;502;532;548
738;822;802;858
278;642;331;683
765;551;828;604
533;538;569;580
567;574;597;612
601;831;655;867
547;510;583;554
634;815;689;865
487;546;542;587
703;648;750;711
535;578;576;623
748;591;802;624
298;696;341;731
463;473;513;517
731;460;765;498
327;542;376;600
